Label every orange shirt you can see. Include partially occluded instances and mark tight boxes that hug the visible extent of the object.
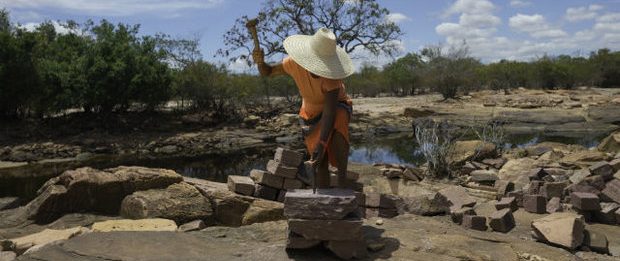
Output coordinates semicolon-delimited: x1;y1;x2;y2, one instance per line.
282;57;351;120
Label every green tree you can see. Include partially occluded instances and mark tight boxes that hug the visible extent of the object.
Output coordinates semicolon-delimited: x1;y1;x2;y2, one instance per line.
421;44;481;99
383;53;423;96
218;0;403;63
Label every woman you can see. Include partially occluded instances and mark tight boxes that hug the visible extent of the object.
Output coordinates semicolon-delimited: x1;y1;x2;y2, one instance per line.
252;27;353;188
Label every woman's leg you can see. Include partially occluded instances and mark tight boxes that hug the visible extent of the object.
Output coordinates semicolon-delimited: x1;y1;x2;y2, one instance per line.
331;131;349;187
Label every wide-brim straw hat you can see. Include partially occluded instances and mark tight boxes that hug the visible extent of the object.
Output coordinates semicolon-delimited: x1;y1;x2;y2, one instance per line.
283;28;354;80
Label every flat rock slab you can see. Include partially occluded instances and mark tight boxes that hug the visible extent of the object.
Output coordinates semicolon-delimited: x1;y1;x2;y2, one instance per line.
531;212;585;250
2;227;88;255
284;189;357;220
288;218;363;241
438;186;477;209
91;219;177;232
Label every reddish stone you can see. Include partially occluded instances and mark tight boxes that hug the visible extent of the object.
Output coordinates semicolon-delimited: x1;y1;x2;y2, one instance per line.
571;192;600;211
602;179;620;204
494;180;514;199
461;215;487;231
495;197;518;212
527;180;545;195
250;169;284;189
489;208;515;233
288;218;363;241
363;193;402;209
266;160;297;178
438;186;477;209
274;148;303;167
541;181;568;200
594;202;619;224
589;161;614;181
507;190;524;207
528;168;547;181
450;207;476;224
286;231;321;249
325;240;369;260
523;194;546;214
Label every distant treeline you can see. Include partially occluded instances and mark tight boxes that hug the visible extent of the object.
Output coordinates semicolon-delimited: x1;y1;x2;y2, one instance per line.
1;10;619;120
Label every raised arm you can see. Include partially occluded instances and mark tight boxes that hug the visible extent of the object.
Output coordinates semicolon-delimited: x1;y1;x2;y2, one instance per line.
252;49;286;77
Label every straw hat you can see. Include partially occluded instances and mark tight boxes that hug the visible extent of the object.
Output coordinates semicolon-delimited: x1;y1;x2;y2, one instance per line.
283;28;354;80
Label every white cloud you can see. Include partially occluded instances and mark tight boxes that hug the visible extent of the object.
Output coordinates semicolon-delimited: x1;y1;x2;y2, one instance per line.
227;57;252;74
350;40;405;70
386;13;411;24
444;0;495;17
565;4;604;22
510;0;531;7
20;20;72;35
509;13;567;38
0;0;223;16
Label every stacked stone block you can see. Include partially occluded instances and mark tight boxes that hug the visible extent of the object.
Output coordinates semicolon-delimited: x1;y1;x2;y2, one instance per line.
284;189;368;260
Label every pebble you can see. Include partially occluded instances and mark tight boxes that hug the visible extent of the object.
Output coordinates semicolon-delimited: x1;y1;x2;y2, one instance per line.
366;242;385;252
375;219;384;225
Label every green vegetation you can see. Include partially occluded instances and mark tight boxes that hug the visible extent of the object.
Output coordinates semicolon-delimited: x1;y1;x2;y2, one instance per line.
1;6;619;121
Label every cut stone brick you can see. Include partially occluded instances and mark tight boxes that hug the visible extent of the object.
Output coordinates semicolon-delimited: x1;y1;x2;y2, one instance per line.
594;202;619;224
461;215;487;231
274;148;303;167
531;212;585;250
495;197;518;212
589;161;614;181
250;169;284;189
470;170;499;184
609;158;620;172
489;208;515;233
546;197;563;213
569;169;591;185
286;231;321;249
527;180;545;195
325;240;369;260
363;193;402;209
283;178;304;190
266;160;298;179
528;168;547;181
288;218;363;241
507;190;524;207
253;184;278;201
601;179;620;204
494;180;514;199
541;181;568;199
450;207;476;224
523;194;546;214
438;186;477;209
277;190;287;203
284;189;357;220
571;192;600;211
583;229;609;254
227;175;255;196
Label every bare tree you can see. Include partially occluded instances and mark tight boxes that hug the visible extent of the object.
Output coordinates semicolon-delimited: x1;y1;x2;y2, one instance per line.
217;0;403;64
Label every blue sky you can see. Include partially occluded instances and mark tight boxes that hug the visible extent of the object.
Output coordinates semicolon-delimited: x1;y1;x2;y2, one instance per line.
2;0;619;71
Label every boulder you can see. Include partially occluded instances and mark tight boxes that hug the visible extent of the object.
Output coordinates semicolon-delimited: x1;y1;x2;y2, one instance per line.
531;212;585;250
498;158;538;187
461;215;487;231
284;189;357;220
0;251;16;261
546;197;563;213
396;192;450;216
120;182;213;224
438;186;477;210
602;179;620;204
177;220;206;232
288;218;362;241
597;131;620;153
541;181;568;199
227;175;255;196
22;166;183;223
240;199;284;226
489;208;515;233
250;169;284;189
273;148;303;167
448;140;496;165
3;227;88;255
571;192;600;211
91;218;177;232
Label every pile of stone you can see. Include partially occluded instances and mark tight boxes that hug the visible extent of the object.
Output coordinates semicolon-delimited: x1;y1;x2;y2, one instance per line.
284;189;367;260
228;147;363;203
442;186;517;233
372;163;424;181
